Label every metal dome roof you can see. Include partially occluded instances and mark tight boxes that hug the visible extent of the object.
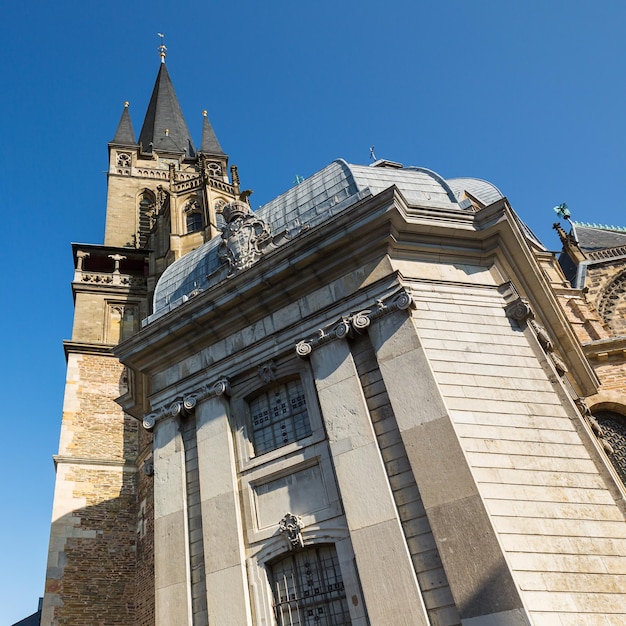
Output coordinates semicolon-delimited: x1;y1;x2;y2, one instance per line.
446;177;504;207
148;160;475;323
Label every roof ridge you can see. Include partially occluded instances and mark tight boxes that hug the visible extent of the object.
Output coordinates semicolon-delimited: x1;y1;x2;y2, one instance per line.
573;221;626;232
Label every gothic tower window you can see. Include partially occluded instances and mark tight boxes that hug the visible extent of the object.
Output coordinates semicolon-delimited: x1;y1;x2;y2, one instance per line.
138;190;156;248
116;152;131;168
208;162;222;177
268;545;352;626
107;304;138;344
215;199;227;230
594;410;626;485
185;199;203;233
249;379;311;455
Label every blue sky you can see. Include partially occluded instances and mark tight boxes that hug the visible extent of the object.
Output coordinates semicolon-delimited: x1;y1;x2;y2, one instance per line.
2;1;625;622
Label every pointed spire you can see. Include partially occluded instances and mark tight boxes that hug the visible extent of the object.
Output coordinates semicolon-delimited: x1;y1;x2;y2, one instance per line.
200;110;225;155
111;101;137;145
138;63;196;157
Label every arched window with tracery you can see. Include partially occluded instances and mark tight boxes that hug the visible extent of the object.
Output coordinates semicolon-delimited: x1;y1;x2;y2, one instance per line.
185;199;203;234
138;190;156;248
214;199;227;231
598;271;626;335
594;409;626;484
268;545;352;626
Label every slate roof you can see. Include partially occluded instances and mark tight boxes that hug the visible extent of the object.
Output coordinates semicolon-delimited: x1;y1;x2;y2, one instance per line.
138;63;196;157
148;159;478;322
110;103;136;145
574;223;626;253
200;112;225;155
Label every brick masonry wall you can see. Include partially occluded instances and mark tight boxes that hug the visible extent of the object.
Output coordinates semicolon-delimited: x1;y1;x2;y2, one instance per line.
555;293;626;399
136;426;155;626
43;352;149;626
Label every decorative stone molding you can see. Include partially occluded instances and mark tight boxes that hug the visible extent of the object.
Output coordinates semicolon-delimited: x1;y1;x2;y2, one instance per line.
258;360;277;384
142;377;231;431
295;289;414;358
504;297;533;323
505;296;567;375
214;200;308;278
529;319;553;352
79;272;147;287
575;398;614;455
218;201;272;274
116;152;131;168
278;513;304;550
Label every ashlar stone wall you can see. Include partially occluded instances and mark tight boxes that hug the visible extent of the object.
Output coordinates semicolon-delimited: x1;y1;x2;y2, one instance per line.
406;271;626;624
42;352;153;626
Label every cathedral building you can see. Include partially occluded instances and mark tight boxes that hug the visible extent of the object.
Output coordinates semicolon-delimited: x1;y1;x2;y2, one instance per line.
42;49;626;626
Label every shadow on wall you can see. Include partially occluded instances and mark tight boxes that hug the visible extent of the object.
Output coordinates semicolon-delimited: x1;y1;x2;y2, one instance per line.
42;366;154;626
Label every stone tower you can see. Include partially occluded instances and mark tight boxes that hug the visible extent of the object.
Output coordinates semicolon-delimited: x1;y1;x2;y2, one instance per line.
42;48;242;625
43;47;626;626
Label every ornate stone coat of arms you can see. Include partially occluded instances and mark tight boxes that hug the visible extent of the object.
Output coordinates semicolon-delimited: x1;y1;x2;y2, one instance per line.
217;201;271;274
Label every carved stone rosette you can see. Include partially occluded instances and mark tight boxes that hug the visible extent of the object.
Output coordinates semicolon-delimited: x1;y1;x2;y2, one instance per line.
141;377;231;431
295;289;414;358
278;512;304;550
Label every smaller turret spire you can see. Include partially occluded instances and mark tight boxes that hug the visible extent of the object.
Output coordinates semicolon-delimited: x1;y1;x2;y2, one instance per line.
200;109;225;155
157;33;167;63
111;101;136;145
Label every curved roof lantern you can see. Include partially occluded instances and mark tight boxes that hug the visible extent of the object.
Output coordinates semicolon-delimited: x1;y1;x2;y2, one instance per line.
148;160;499;323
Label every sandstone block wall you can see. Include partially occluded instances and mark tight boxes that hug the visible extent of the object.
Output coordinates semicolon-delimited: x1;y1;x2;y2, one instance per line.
411;279;626;624
43;352;154;626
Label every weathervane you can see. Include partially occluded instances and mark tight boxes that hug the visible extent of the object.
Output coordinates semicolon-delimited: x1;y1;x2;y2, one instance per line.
157;33;167;63
553;202;579;243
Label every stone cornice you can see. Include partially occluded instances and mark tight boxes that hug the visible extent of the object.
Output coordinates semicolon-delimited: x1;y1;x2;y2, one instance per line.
63;341;115;359
142;377;230;430
583;336;626;361
53;455;137;470
116;185;597;402
295;288;414;357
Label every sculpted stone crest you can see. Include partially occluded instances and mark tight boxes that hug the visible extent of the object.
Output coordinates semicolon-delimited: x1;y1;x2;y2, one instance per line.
278;512;304;550
218;201;271;274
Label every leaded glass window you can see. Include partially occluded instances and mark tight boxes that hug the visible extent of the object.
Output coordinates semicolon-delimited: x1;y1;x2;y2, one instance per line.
594;410;626;484
249;379;311;455
186;211;203;233
269;546;352;626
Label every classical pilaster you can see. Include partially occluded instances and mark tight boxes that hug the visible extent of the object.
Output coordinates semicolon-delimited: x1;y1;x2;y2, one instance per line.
195;389;253;625
308;338;430;626
152;413;193;625
367;307;532;625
